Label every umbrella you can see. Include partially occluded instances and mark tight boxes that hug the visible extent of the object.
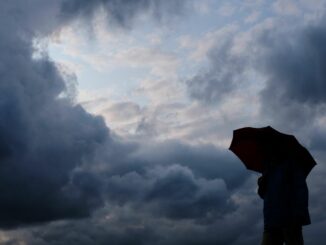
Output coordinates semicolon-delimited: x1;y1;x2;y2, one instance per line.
229;126;317;175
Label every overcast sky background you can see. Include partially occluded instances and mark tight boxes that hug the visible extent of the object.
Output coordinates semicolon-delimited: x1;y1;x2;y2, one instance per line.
0;0;326;244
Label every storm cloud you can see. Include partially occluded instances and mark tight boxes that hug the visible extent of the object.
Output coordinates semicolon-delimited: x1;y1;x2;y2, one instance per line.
0;0;244;237
0;1;109;228
60;0;188;28
257;19;326;130
258;21;326;105
102;140;247;219
2;148;258;245
1;0;325;245
186;17;326;129
181;10;326;244
0;0;189;228
187;27;248;104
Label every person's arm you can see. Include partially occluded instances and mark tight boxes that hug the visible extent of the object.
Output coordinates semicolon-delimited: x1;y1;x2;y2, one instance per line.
288;161;310;225
258;174;267;199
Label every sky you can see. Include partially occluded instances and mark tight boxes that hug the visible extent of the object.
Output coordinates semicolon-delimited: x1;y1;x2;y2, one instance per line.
0;0;326;244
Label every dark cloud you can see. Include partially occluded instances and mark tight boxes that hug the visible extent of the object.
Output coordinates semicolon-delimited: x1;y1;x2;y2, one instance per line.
0;133;260;244
259;22;326;105
106;162;235;221
183;13;326;245
5;175;262;245
186;16;326;133
60;0;188;29
97;139;248;213
0;0;247;239
187;30;247;103
7;135;251;244
5;0;326;244
1;0;188;39
0;0;189;228
103;140;248;190
141;141;248;190
310;127;326;151
144;164;232;220
254;18;326;245
255;19;326;130
0;29;108;227
103;101;142;121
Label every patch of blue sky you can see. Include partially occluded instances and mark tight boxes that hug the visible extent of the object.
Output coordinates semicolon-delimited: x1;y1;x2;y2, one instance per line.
47;0;282;108
49;45;149;104
79;65;148;92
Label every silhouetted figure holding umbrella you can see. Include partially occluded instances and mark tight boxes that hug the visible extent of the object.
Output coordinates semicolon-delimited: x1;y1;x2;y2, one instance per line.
229;126;316;245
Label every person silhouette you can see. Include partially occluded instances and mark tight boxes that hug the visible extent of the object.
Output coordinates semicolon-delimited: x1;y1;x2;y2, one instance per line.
258;154;311;245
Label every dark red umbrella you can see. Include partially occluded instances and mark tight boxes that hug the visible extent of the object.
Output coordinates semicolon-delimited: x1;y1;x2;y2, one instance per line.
229;126;317;175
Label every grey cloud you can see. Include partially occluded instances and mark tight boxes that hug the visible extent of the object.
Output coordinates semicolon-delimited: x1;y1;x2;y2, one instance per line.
60;0;189;28
91;139;252;241
103;102;142;122
186;15;326;132
0;34;109;227
0;0;192;229
181;11;326;244
1;0;188;39
106;163;234;221
253;19;326;130
0;7;108;224
187;31;247;103
7;176;262;245
144;165;232;220
183;14;326;244
103;140;248;190
0;0;296;244
310;127;326;151
258;23;326;105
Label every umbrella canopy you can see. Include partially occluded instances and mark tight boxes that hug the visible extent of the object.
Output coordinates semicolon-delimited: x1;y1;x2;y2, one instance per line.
229;126;317;175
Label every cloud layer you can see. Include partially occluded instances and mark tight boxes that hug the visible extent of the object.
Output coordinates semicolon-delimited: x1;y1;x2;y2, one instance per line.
1;0;326;245
0;0;190;228
186;15;326;130
0;0;111;228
